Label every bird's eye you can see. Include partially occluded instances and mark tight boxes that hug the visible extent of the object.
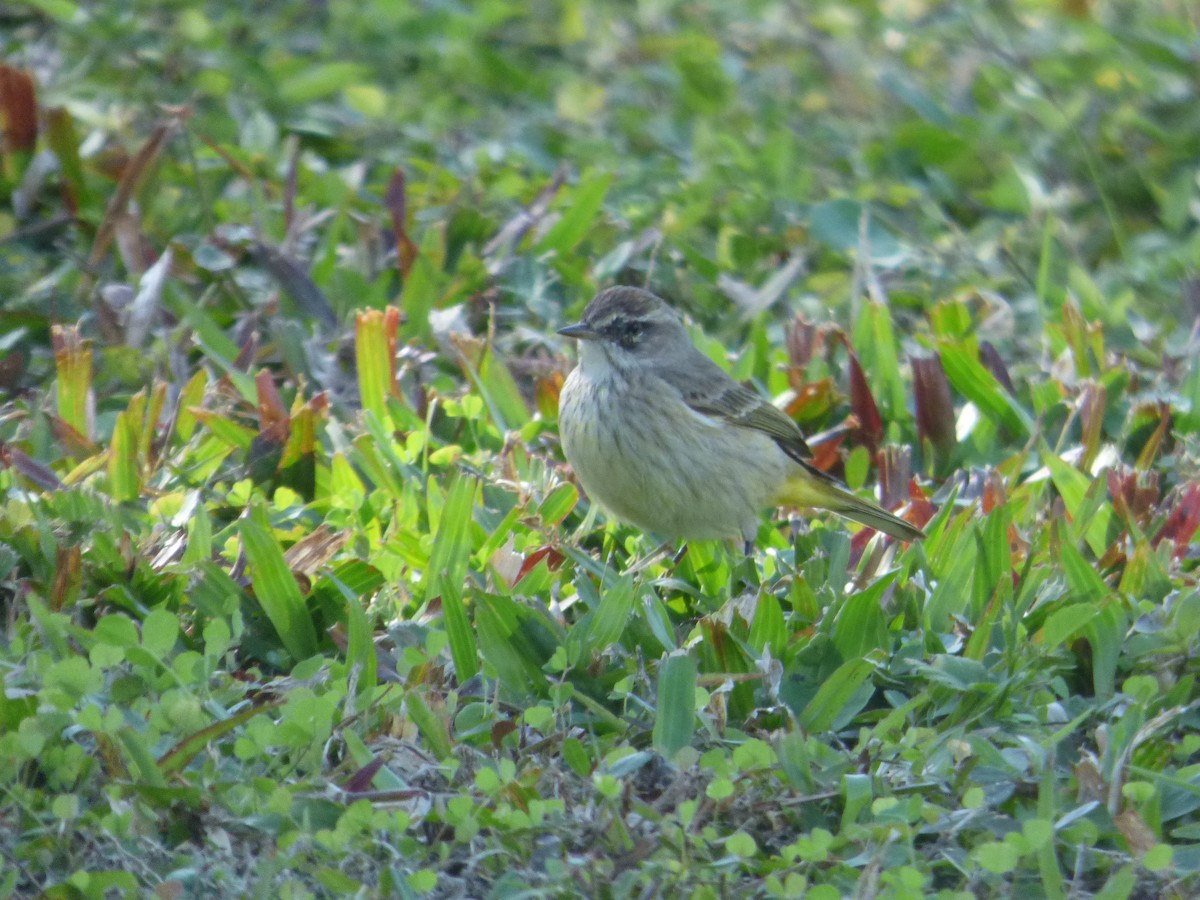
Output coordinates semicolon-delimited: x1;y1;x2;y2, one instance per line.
615;319;643;348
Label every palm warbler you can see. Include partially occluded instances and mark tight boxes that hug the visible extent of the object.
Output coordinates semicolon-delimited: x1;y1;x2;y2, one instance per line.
557;286;924;545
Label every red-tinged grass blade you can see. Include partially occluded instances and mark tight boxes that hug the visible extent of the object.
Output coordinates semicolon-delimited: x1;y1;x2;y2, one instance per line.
1079;381;1107;472
907;477;936;530
50;544;81;611
514;545;565;586
911;354;956;458
425;474;479;680
48;414;97;458
240;506;319;662
652;652;697;760
939;339;1033;437
107;410;140;503
51;324;93;442
1062;298;1092;379
0;347;25;392
799;656;875;733
235;330;259;376
878;445;913;510
1154;483;1200;560
534;370;564;421
385;168;418;278
283;525;350;579
852;301;905;418
45;106;90;213
341;756;386;794
0;65;37;154
1107;467;1159;527
158;699;284;779
0;443;64;491
979;341;1017;396
88;118;178;271
786;314;820;383
807;427;848;473
255;370;290;443
537;172;612;255
845;344;882;451
355;308;397;425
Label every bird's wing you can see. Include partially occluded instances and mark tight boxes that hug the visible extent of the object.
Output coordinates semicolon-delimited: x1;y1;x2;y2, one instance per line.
658;352;814;464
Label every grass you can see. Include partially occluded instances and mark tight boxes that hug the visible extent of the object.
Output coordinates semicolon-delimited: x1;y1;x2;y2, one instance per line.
1;0;1199;897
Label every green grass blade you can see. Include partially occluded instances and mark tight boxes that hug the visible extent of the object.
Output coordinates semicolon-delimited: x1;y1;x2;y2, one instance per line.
575;572;635;661
107;410;140;503
652;652;697;761
538;172;611;254
938;340;1032;436
426;474;479;680
344;587;377;701
240;506;319;662
800;657;876;733
355;308;395;426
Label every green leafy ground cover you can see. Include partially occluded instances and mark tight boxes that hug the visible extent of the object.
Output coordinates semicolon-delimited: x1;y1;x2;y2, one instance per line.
1;0;1199;896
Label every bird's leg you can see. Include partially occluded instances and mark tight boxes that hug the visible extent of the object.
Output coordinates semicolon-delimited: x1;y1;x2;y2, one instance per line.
672;543;689;568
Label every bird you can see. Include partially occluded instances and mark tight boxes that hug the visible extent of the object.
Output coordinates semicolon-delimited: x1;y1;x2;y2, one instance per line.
556;286;924;547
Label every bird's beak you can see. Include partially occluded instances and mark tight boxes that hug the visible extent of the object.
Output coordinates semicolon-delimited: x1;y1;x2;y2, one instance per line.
557;322;600;341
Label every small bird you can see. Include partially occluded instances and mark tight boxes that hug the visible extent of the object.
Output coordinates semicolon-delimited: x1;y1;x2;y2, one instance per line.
557;286;924;546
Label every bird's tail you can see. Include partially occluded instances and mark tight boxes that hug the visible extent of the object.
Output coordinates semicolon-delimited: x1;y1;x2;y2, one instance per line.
776;466;925;542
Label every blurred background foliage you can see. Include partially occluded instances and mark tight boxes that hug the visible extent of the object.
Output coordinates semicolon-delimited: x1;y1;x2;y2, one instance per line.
1;0;1199;897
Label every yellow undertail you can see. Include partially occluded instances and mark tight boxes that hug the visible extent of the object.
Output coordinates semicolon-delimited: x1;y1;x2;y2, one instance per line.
775;469;924;542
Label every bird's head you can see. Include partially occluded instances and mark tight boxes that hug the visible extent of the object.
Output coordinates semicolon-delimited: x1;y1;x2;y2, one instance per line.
558;286;691;372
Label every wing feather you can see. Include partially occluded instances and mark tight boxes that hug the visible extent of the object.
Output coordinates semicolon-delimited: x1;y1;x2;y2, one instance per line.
656;351;814;464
